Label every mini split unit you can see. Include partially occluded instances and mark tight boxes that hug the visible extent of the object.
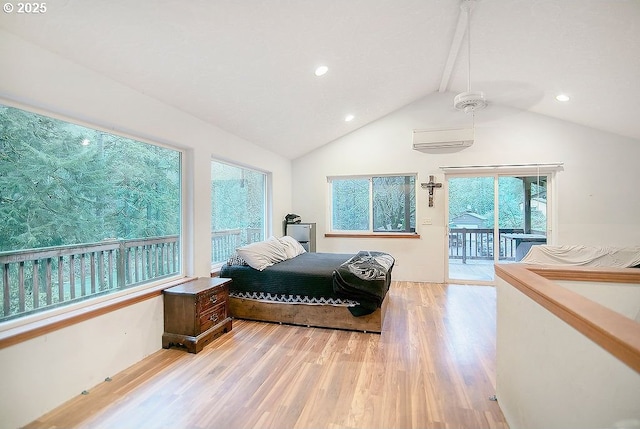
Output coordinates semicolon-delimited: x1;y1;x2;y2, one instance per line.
412;128;474;151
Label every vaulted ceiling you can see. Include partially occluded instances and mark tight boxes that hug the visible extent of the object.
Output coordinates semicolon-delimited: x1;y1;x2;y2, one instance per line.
1;0;638;159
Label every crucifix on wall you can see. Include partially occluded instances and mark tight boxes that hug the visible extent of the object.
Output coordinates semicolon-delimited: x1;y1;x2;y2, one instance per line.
421;175;442;207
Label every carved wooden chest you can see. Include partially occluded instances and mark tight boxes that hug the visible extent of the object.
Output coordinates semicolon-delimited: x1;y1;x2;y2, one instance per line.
162;277;232;353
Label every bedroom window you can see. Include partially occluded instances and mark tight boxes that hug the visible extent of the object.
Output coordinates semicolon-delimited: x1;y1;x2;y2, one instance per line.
211;160;267;264
329;174;416;233
0;103;182;323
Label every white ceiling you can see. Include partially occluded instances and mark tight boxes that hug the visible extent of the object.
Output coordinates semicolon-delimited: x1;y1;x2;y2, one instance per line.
1;0;639;159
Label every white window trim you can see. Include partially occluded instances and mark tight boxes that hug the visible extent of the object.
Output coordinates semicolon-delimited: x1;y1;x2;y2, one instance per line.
440;162;564;175
327;173;418;234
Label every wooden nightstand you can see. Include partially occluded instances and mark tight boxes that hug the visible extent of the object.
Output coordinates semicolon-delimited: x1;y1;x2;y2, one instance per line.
162;277;233;353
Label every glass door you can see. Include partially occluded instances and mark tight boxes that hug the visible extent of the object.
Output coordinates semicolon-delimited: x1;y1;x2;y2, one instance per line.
447;174;548;284
447;176;496;283
497;175;547;264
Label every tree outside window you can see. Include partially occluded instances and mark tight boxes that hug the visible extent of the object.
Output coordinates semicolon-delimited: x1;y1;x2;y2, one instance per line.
0;104;182;321
211;161;267;263
330;175;416;233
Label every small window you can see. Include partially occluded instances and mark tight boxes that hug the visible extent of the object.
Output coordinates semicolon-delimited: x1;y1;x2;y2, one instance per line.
211;160;267;264
329;175;416;233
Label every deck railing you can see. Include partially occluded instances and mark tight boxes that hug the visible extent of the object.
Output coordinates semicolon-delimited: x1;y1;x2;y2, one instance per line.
0;228;264;322
0;235;180;322
449;228;545;263
211;228;262;264
1;227;539;320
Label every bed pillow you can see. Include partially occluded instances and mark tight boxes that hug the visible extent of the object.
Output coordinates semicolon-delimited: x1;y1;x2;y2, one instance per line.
279;235;307;259
226;252;248;266
236;236;288;271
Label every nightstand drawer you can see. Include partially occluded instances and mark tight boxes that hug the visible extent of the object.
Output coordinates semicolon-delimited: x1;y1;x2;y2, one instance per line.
197;287;228;314
199;303;227;333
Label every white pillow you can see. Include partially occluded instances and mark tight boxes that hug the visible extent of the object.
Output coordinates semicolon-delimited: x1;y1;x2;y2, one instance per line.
279;235;307;259
236;237;288;271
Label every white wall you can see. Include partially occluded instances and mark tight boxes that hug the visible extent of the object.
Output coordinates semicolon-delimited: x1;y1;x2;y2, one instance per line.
0;30;292;429
292;92;640;282
0;297;164;429
495;277;640;429
557;280;640;322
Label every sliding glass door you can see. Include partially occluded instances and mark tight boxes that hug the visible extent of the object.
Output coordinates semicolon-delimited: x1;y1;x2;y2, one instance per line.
447;173;548;284
497;176;548;263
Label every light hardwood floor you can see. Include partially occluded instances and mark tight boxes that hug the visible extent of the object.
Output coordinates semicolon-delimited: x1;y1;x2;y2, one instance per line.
25;282;508;429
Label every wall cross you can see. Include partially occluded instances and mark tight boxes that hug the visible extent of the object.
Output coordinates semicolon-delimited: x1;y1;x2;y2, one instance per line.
421;175;442;207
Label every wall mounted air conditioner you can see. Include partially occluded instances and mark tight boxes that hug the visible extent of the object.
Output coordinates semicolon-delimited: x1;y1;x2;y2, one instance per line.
412;128;474;151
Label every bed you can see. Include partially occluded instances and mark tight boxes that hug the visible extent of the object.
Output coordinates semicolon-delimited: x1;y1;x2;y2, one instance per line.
219;237;394;333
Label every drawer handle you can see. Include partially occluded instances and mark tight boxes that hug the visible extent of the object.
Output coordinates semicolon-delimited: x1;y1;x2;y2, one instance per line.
209;295;218;304
209;314;219;323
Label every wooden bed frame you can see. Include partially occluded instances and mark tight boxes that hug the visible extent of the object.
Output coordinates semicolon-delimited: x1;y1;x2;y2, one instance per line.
228;294;388;333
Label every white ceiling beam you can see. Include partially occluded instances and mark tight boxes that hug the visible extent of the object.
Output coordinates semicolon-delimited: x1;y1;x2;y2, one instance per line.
438;3;469;93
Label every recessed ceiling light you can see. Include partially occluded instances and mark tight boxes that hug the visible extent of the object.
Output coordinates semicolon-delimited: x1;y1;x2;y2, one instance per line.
314;65;328;76
555;94;570;102
344;114;354;122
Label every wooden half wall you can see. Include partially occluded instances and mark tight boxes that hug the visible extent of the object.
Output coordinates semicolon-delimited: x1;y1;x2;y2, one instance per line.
495;264;640;429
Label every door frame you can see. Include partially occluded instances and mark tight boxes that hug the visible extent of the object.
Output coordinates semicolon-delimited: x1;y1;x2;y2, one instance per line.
443;164;560;285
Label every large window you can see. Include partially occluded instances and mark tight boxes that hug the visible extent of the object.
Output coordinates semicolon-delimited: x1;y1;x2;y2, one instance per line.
329;175;416;233
211;160;267;264
0;104;182;322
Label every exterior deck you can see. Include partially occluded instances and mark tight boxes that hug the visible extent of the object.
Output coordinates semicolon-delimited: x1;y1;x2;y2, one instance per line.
1;227;545;320
448;228;546;282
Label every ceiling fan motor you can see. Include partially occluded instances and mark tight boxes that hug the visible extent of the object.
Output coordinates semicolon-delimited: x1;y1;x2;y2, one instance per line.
454;91;487;113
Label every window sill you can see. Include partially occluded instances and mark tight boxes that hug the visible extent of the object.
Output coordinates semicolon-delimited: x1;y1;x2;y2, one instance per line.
0;276;196;350
325;233;420;239
211;262;224;277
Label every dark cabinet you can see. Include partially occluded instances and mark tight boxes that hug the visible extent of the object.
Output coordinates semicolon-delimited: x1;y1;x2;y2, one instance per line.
162;277;232;353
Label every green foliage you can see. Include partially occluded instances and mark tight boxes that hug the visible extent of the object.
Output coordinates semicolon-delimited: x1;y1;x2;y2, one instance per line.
211;161;265;236
332;178;369;230
373;176;415;231
331;176;416;232
0;105;181;252
448;176;547;230
448;177;495;224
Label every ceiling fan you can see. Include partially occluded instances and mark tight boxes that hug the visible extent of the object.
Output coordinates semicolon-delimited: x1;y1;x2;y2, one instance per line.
453;0;487;114
412;0;484;153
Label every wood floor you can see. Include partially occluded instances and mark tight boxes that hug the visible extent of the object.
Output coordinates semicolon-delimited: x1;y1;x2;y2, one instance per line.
25;282;508;429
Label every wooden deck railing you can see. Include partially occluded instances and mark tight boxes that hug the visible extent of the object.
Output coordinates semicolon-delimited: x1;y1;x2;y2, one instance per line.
211;228;262;264
449;228;544;263
0;228;263;322
0;235;180;322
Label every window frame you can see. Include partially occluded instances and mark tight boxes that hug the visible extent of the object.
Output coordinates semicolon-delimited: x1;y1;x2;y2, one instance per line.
327;173;418;236
210;158;270;269
443;163;560;285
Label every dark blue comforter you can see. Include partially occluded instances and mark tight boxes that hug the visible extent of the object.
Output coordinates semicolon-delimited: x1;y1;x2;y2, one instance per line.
220;251;394;316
